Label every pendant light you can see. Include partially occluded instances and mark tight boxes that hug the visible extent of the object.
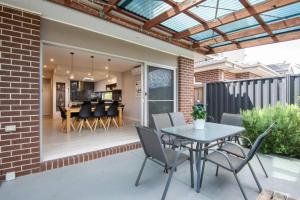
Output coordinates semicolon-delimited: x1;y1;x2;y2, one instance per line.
69;52;75;79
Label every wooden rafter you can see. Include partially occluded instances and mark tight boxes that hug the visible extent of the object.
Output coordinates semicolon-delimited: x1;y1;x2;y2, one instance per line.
102;0;120;14
211;30;300;53
193;16;300;48
239;0;279;42
143;0;205;30
174;0;300;39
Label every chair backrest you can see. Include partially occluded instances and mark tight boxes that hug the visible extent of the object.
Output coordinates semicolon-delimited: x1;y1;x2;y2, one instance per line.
220;113;243;126
58;105;66;119
152;113;172;137
169;112;186;126
79;103;92;118
107;101;119;116
237;123;276;171
94;101;106;117
135;126;168;164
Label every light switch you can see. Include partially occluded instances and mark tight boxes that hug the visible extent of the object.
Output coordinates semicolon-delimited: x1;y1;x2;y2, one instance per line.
5;125;16;132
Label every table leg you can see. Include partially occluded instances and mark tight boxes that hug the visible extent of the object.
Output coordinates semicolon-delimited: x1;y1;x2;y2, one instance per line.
66;110;71;133
196;143;203;193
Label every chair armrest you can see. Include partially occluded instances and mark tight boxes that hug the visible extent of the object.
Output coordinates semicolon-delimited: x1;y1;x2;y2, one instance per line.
234;135;253;147
221;141;247;157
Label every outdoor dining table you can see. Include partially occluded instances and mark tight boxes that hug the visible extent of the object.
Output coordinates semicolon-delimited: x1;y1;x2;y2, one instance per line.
161;122;245;193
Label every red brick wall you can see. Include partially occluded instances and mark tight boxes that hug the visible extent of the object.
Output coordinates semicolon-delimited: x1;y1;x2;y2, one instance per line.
178;57;194;122
0;5;41;180
223;71;237;80
194;69;223;83
235;72;259;79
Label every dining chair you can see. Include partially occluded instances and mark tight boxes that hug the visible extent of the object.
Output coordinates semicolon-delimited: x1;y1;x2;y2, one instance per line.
135;126;194;200
220;112;269;177
106;101;119;129
92;101;107;131
200;123;276;200
76;103;93;133
58;105;75;131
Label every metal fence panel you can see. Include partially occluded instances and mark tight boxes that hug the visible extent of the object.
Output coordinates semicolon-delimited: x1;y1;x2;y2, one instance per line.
206;75;300;123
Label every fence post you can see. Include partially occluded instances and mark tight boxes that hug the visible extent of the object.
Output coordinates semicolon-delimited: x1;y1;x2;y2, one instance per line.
286;74;291;104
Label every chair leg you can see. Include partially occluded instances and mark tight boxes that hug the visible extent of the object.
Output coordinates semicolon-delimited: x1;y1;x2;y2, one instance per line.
232;171;248;200
161;165;175;200
106;117;111;129
77;120;84;133
112;117;119;128
189;148;194;188
93;119;99;132
255;153;268;178
85;119;93;132
100;118;106;130
215;166;219;176
248;163;262;192
135;157;147;186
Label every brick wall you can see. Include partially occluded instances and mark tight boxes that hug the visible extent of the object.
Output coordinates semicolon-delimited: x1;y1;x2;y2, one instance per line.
235;72;259;79
194;69;223;83
195;70;260;83
0;5;41;180
178;57;194;122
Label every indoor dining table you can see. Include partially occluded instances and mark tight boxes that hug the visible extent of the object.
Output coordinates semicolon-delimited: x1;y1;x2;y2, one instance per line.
161;122;245;193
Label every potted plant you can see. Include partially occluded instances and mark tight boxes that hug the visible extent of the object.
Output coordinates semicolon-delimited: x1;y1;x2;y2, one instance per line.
191;105;206;129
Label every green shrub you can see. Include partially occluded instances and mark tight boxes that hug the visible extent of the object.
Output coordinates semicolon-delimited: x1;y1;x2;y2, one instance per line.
241;103;300;158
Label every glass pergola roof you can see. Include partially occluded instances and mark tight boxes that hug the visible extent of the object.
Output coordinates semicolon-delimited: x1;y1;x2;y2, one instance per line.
72;0;300;53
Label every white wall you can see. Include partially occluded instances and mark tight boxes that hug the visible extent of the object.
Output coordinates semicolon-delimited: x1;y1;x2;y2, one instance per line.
94;72;122;92
122;70;141;122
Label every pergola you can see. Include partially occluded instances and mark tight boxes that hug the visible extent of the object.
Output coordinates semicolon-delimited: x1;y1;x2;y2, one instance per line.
50;0;300;54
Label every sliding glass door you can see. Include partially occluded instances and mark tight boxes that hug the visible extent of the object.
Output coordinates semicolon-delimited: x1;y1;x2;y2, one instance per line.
143;65;176;127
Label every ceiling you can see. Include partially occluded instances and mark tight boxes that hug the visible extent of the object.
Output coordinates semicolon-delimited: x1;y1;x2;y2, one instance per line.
43;44;141;81
48;0;300;54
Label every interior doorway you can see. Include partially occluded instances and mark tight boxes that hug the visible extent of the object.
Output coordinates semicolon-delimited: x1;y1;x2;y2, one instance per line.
42;78;52;116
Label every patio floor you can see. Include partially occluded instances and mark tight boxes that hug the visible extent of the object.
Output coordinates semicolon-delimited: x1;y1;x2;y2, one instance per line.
0;149;299;200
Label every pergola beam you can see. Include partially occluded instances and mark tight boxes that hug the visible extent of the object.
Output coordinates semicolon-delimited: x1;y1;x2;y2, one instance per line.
174;0;300;39
193;16;300;48
210;30;300;53
238;0;279;42
143;0;205;30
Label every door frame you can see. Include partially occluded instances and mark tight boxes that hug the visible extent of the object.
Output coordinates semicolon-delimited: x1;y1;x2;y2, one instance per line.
142;62;177;126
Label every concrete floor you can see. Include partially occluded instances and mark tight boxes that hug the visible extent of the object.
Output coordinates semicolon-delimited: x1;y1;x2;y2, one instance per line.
42;117;139;161
1;149;299;200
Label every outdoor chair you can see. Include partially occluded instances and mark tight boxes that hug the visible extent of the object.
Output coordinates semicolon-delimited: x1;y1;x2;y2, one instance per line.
135;126;194;200
92;101;107;131
106;101;119;129
76;103;93;133
200;123;276;200
152;113;192;149
220;113;269;177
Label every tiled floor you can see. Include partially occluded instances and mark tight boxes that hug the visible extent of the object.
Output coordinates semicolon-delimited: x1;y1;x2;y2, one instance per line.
42;117;139;161
0;149;299;200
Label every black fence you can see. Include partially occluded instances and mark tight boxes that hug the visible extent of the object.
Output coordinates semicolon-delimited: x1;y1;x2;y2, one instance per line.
206;75;300;123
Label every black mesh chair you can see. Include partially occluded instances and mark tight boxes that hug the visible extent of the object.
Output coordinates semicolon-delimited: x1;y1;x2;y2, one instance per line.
135;126;194;200
76;103;93;133
58;105;75;131
92;101;107;131
219;113;269;177
200;123;276;200
106;101;119;129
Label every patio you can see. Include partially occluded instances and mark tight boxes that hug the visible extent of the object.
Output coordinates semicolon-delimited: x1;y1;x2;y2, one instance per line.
1;149;299;200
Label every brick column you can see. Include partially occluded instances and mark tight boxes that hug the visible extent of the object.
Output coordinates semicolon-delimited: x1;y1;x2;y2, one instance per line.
0;5;41;180
178;56;194;122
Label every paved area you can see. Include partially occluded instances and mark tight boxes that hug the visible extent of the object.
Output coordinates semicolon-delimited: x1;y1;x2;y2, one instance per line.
0;149;299;200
